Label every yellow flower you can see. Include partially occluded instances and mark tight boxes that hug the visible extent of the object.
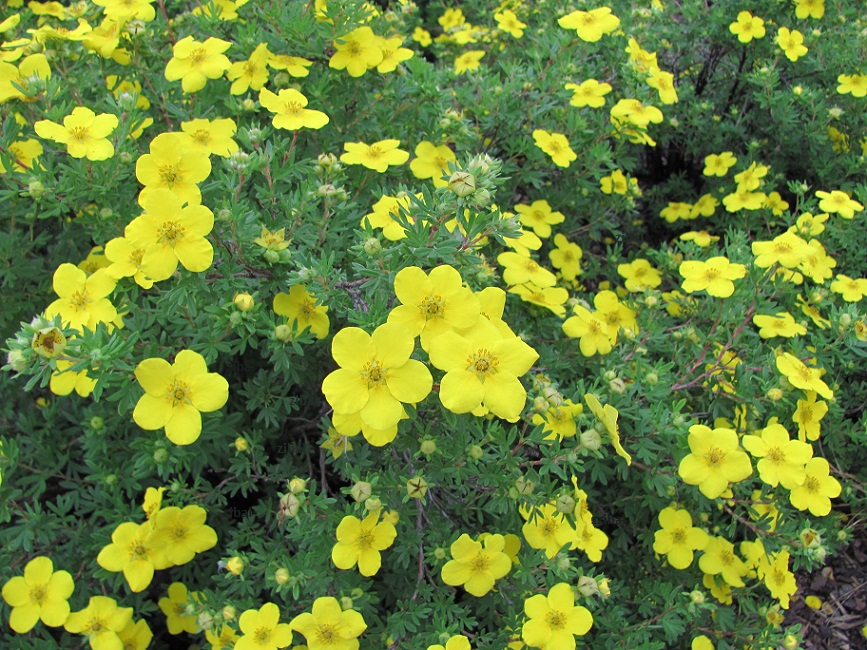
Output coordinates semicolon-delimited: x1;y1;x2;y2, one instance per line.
428;635;471;650
164;35;231;93
652;507;708;569
118;619;153;650
179;117;239;157
532;129;576;168
775;352;833;399
409;141;456;187
322;323;432;431
104;234;154;289
647;69;678;104
125;189;215;281
253;225;290;252
742;421;812;489
729;11;765;43
816;189;864;218
678;425;752;498
564;79;611;108
521;502;579;558
158;582;201;635
91;0;155;22
734;161;768;191
680;231;719;247
0;53;51;102
562;305;612;357
376;36;413;73
132;349;230;445
329;26;383;77
290;597;366;650
699;536;748;587
495;10;526;38
760;550;797;608
548;234;582;280
794;0;824;19
227;42;270;94
2;556;74;633
660;202;692;223
793;392;827;442
599;169;628;195
789;457;841;516
46;264;117;332
688;194;717;218
412;27;432;47
497;251;557;287
206;625;240;650
584;393;631;465
441;533;512;597
340;139;409;173
273;285;330;339
722;189;766;212
96;521;161;592
321;427;353;458
751;232;811;268
50;359;97;397
776;27;807;62
558;7;620;42
332;512;397;576
532;399;584;441
752;312;806;338
148;505;218;567
34;107;117;160
703;151;737;176
679;256;747;299
0;138;42;172
135;132;212;206
65;596;133;649
521;583;593;649
836;73;867;98
508;283;569;317
514;200;565;238
361;193;415;240
267;53;313;77
829;273;867;302
454;50;485;74
259;87;329;131
237;603;293;650
387;265;480;351
429;318;538;421
617;258;662;292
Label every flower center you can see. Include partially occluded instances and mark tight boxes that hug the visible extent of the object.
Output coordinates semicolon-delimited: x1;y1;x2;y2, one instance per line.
158;221;185;245
317;624;337;642
766;446;784;463
704;267;722;280
546;610;567;630
357;530;375;550
191;129;211;146
158;164;183;186
471;553;490;573
188;47;208;65
284;101;302;116
254;627;272;644
166;379;191;407
131;541;148;558
803;476;820;493
704;447;724;467
671;528;687;545
419;294;444;319
70;290;90;311
88;617;107;634
68;126;90;142
170;524;188;542
718;550;735;566
367;145;383;159
130;248;145;267
467;348;498;381
29;584;47;604
361;360;387;387
301;298;316;315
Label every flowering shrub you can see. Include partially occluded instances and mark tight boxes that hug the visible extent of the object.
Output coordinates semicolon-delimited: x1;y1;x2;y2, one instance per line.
2;1;867;649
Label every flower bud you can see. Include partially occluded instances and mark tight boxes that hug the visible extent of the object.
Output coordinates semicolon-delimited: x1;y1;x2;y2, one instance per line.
689;590;705;605
288;478;307;494
800;528;821;549
532;396;550;413
234;437;249;452
274;324;293;342
767;388;783;401
556;494;576;513
280;493;300;519
242;98;256;111
222;605;236;621
31;327;66;358
783;635;799;650
580;429;602;451
577;576;600;598
340;597;354;610
275;568;290;585
153;448;169;464
608;378;626;394
350;481;372;502
90;416;105;431
468;444;483;459
233;293;254;312
645;372;659;386
448;171;476;197
226;557;244;575
197;612;214;631
514;477;534;495
542;386;563;407
420;439;437;455
382;509;399;525
362;237;381;255
6;349;29;372
104;474;117;486
27;180;45;199
555;556;571;572
364;497;382;512
406;476;428;499
433;547;447;560
317;153;338;168
471;188;491;207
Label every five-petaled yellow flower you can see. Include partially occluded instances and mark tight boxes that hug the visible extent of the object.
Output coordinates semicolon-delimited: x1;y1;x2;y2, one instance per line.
532;129;577;168
133;349;230;445
259;87;329;131
290;597;367;650
340;139;409;173
678;424;752;498
331;512;397;576
34;107;118;160
522;582;593;649
164;35;232;93
2;556;74;633
441;533;512;597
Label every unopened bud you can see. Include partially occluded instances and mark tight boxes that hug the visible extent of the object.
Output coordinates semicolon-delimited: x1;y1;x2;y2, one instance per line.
364;497;382;512
233;292;254;311
226;557;244;575
6;349;28;372
340;597;354;610
514;477;534;495
222;605;236;621
234;437;249;452
580;429;602;451
27;180;45;199
351;481;372;502
406;476;428;499
362;237;381;255
275;568;290;585
448;171;476;197
288;478;307;494
420;439;437;455
556;494;576;513
689;590;705;605
274;324;292;342
468;444;483;459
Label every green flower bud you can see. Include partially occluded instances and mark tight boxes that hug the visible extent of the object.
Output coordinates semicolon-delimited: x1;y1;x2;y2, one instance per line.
275;568;290;585
274;324;292;342
406;476;428;499
420;439;437;455
448;171;476;197
350;481;372;502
